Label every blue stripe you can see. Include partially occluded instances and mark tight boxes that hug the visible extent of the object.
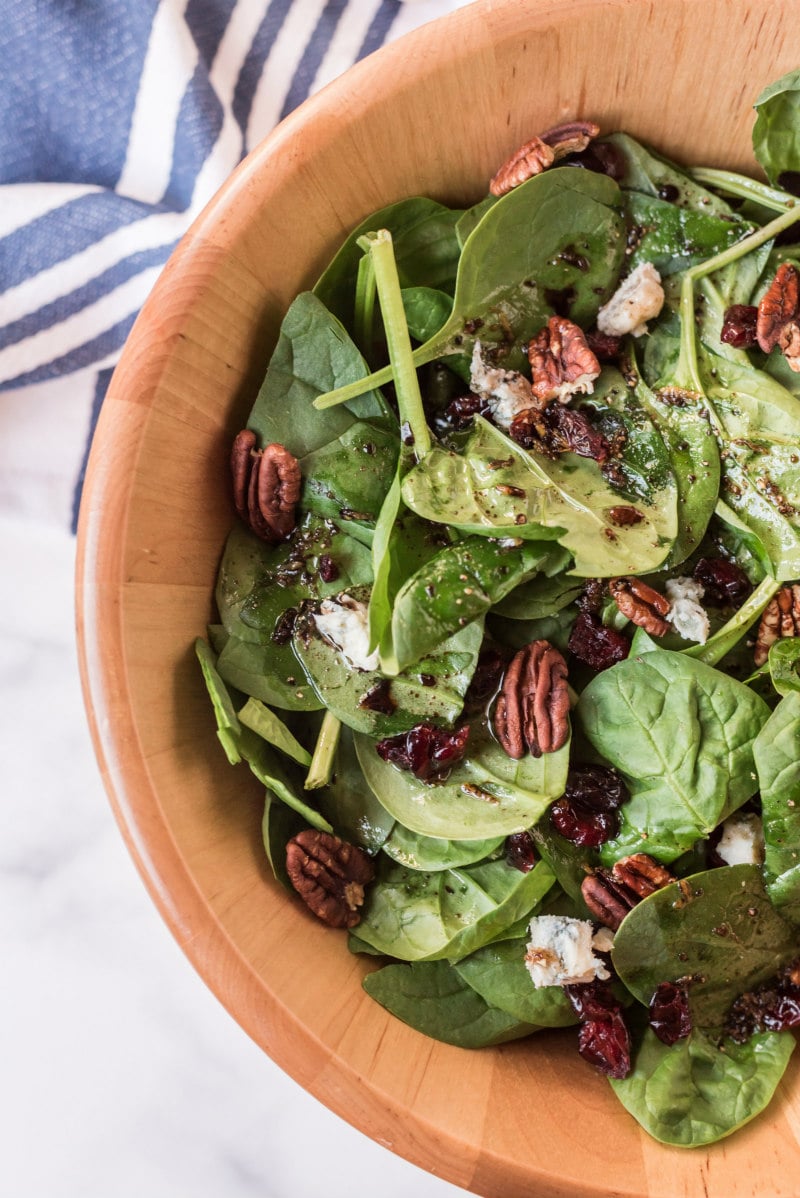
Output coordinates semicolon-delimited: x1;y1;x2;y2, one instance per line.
0;192;156;295
161;63;225;211
232;0;294;134
0;243;177;353
184;0;238;67
71;366;116;533
279;0;348;121
0;0;161;189
0;311;137;392
357;0;401;60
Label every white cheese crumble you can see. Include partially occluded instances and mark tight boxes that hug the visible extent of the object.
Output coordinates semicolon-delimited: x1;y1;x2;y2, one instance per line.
596;262;665;338
666;575;710;644
313;594;379;672
469;340;533;429
716;812;765;867
524;915;612;988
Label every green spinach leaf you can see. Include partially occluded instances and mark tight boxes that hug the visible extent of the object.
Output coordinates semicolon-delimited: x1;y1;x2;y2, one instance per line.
356;857;555;961
753;692;800;922
362;960;538;1047
382;825;503;871
401;413;676;577
753;68;800;187
612;864;799;1030
355;720;570;841
454;936;577;1027
610;1025;795;1147
624;191;751;276
293;589;483;735
576;649;770;863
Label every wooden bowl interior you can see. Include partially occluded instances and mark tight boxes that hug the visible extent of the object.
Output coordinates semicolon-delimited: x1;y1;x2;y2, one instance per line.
76;1;800;1194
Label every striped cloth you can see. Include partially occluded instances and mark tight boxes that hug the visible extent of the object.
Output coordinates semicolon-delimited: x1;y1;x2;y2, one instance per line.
0;0;469;530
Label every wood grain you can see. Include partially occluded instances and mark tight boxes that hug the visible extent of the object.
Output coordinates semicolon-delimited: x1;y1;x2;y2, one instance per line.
76;1;800;1194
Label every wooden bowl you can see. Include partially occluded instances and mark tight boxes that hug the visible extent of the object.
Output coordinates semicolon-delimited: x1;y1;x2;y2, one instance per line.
76;1;800;1194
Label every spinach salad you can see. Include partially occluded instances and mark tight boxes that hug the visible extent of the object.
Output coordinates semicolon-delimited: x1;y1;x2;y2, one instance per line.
196;70;800;1147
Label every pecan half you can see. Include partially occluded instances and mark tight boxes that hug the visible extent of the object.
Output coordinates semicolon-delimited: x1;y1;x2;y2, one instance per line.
285;829;375;929
529;316;601;405
757;262;800;371
490;121;600;196
231;431;301;543
493;640;570;759
582;854;674;931
754;583;800;666
608;576;671;636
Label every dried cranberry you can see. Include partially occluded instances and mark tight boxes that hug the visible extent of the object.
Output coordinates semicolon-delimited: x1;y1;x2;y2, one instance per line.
375;722;470;782
576;578;605;614
462;647;506;714
509;405;610;463
725;959;800;1042
271;606;299;645
649;981;692;1045
565;764;629;813
561;141;626;183
578;1011;631;1078
318;554;339;583
693;557;752;607
567;610;630;671
585;329;622;361
505;830;537;872
441;393;492;431
550;799;619;847
550;764;628;847
720;304;758;348
565;979;619;1021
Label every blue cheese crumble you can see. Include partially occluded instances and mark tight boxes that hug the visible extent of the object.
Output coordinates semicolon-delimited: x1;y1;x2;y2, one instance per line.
524;914;613;988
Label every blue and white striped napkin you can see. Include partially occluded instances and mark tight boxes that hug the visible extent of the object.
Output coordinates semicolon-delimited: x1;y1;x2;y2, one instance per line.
0;0;470;530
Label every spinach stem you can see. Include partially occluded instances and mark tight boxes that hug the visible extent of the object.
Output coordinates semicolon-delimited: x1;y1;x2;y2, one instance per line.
304;709;342;790
359;229;432;459
682;575;780;667
688;167;795;213
354;252;376;366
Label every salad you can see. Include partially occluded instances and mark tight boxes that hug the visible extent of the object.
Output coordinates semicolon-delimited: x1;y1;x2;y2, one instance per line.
196;69;800;1148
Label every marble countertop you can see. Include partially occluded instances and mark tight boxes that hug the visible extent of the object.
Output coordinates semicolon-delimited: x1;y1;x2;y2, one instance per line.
2;510;468;1197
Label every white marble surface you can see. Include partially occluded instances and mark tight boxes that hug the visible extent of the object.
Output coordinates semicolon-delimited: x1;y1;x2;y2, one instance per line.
1;512;468;1197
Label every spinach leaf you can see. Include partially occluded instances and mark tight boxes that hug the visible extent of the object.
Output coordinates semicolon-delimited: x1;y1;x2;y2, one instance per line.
606;133;735;215
315;168;625;408
293;590;483;736
356;857;555;961
402;286;453;343
362;960;539;1047
699;348;800;580
753;693;800;922
382;825;504;871
389;535;562;672
490;566;580;620
624;191;752;276
626;352;719;567
766;637;800;695
612;865;799;1031
195;637;242;763
316;724;395;854
355;721;570;841
298;420;399;533
262;790;305;890
214;520;372;710
576;649;770;863
194;639;333;831
401;413;676;577
314;197;465;329
454;936;578;1027
610;1026;795;1147
753;68;800;187
237;697;312;766
247;292;390;455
